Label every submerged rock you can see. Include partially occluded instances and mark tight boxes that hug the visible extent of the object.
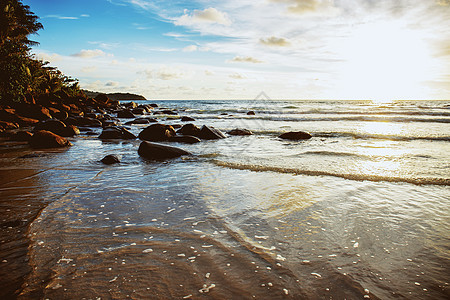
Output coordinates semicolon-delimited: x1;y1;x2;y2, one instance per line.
181;116;196;122
279;131;312;140
101;154;121;164
247;111;255;115
138;141;190;160
177;123;201;136
117;109;135;119
29;130;72;148
227;128;253;136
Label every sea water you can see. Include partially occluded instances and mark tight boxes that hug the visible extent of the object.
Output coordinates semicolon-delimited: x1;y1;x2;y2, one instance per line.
0;99;449;299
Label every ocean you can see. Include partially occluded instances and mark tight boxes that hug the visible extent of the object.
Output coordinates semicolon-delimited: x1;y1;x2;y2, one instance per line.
0;99;449;299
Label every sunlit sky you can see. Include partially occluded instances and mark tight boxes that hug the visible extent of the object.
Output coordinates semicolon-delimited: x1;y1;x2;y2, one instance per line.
24;0;450;100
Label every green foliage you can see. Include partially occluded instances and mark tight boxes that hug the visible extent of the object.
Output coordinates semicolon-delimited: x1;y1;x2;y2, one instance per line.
0;0;82;104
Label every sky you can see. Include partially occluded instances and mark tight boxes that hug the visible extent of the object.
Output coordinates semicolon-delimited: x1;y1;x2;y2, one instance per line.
24;0;450;101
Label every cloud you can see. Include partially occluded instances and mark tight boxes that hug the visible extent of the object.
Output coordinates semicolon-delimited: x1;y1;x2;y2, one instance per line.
45;15;79;20
145;67;186;80
270;0;338;16
205;70;214;76
175;8;232;26
35;52;61;63
259;36;291;47
81;66;97;73
183;45;198;52
229;56;263;63
229;73;246;79
71;49;107;58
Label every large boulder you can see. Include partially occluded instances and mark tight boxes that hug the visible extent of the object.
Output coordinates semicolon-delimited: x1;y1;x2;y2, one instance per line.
177;123;201;136
138;141;190;160
138;124;176;142
279;131;312;140
29;130;72;148
124;118;157;125
34;119;80;137
16;104;52;120
117;110;136;119
99;126;136;139
197;125;226;140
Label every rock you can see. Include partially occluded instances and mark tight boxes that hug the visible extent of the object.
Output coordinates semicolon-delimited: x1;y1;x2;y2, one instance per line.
10;131;33;141
131;107;146;115
158;109;177;115
99;127;136;139
198;125;226;140
16;104;52;120
181;116;196;122
34;119;79;137
67;116;103;127
29;130;72;148
0;120;19;131
177;123;201;136
123;102;137;109
101;154;121;165
227;128;253;136
117;110;136;119
279;131;312;140
149;103;158;108
124;118;157;125
138;124;176;142
168;135;201;144
138;141;190;160
247;111;255;115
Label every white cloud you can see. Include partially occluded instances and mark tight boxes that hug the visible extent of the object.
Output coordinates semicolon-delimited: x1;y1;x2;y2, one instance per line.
45;15;78;20
35;52;62;63
259;36;291;47
145;67;187;80
229;72;246;79
270;0;339;16
106;81;119;87
71;49;107;58
183;45;198;52
81;66;97;73
229;56;263;63
175;8;232;26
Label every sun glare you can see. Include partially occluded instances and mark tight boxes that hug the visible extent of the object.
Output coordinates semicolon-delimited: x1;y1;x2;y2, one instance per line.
337;20;435;101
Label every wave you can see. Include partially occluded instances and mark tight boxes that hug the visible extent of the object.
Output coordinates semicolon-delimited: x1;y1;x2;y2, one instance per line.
211;160;450;186
313;132;450;142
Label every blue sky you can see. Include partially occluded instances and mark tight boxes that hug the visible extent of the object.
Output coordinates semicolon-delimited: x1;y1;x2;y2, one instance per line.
24;0;450;100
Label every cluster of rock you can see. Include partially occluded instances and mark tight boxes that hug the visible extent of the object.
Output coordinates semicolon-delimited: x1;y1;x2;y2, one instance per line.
0;94;313;162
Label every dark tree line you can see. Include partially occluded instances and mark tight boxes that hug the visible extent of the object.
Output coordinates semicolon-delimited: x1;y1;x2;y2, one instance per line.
0;0;81;104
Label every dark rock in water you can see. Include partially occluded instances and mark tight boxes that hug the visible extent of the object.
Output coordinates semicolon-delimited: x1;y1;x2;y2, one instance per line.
170;124;182;129
67;116;103;127
62;125;80;137
227;128;253;136
29;130;72;148
247;111;255;115
117;110;135;119
181;116;196;122
131;107;146;115
123;102;137;109
138;124;176;142
279;131;312;140
198;125;226;140
161;109;177;115
101;154;121;164
99;126;136;139
125;118;157;125
177;123;201;136
169;135;201;144
149;103;158;108
10;131;33;141
138;141;190;160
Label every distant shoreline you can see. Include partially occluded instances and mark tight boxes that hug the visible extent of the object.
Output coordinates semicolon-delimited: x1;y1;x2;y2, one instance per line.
81;90;146;101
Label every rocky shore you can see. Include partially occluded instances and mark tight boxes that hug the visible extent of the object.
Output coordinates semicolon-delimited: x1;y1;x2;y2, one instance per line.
0;92;313;161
